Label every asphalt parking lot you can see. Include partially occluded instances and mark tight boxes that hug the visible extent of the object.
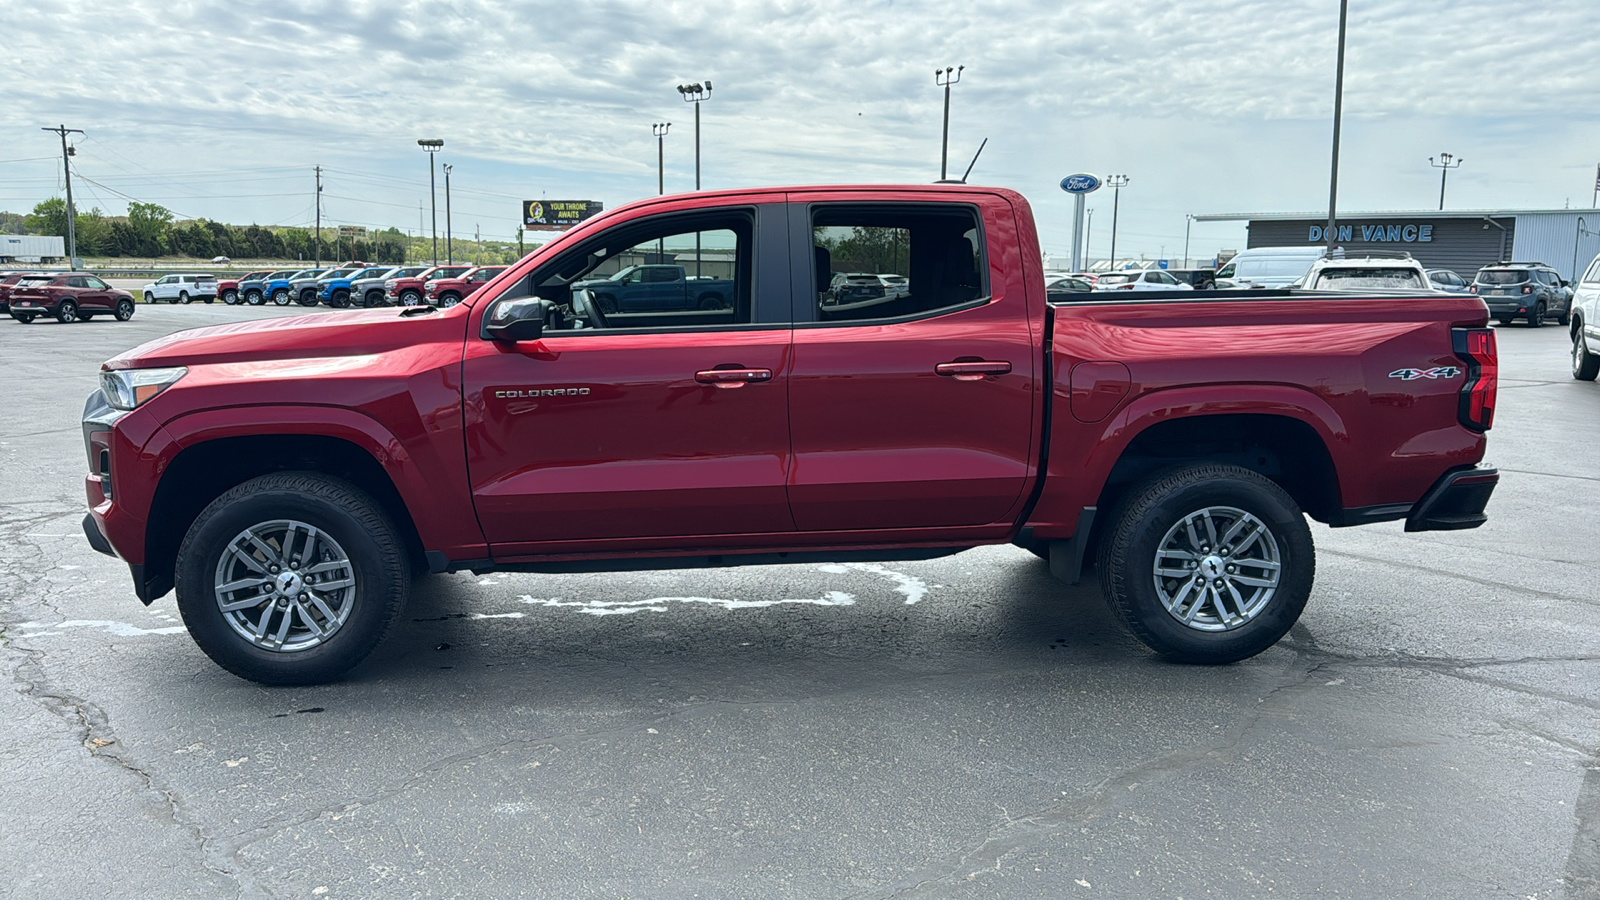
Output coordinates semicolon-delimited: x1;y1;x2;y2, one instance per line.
2;304;1597;899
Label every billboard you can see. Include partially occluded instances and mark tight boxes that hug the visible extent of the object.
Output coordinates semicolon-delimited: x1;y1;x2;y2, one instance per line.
524;200;603;230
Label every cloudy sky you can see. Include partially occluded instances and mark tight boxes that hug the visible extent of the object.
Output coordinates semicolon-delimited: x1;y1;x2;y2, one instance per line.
3;0;1598;262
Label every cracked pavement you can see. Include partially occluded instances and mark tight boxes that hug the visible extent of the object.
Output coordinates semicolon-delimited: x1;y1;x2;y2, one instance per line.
1;303;1596;898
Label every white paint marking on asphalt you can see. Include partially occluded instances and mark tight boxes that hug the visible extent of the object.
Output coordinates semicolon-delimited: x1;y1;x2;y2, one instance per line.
16;619;187;637
471;612;525;620
518;591;857;617
817;562;930;604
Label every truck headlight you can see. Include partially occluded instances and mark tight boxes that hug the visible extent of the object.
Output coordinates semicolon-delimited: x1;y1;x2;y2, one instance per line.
101;367;188;410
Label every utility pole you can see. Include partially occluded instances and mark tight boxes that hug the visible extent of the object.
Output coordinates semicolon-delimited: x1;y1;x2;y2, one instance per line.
417;139;443;265
1429;152;1463;210
517;226;524;258
1325;0;1348;254
1106;175;1130;270
653;122;671;194
474;224;480;265
41;124;84;267
314;165;323;267
443;163;453;265
935;65;964;181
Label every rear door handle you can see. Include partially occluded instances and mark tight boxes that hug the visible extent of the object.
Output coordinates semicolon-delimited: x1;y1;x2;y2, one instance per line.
935;360;1012;381
695;368;773;389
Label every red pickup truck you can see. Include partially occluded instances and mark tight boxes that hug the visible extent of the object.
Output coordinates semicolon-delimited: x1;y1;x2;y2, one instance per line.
81;185;1498;685
384;264;472;306
425;265;507;307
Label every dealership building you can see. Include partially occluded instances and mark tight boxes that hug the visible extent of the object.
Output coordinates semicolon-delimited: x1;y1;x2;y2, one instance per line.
1193;208;1600;281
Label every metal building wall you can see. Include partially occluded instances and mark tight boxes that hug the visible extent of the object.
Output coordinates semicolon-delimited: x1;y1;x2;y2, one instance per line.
1246;217;1514;276
1508;212;1600;281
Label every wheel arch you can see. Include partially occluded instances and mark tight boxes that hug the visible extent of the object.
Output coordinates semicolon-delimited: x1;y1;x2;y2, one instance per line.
143;434;429;602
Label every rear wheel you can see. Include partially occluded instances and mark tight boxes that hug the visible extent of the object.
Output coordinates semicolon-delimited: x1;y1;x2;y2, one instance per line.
55;299;78;323
14;314;36;324
1529;303;1545;327
174;473;411;685
115;298;135;321
179;291;192;304
1098;464;1313;664
1574;329;1600;381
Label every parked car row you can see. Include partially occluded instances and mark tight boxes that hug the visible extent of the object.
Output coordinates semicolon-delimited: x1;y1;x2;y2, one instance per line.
216;263;507;308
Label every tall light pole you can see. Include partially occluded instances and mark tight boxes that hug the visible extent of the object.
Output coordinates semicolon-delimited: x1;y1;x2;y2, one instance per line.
1429;152;1463;210
652;122;671;194
676;81;712;190
1184;214;1193;268
41;124;84;267
1325;0;1348;254
443;162;453;264
1084;208;1094;271
417;139;443;265
1106;174;1130;270
935;65;964;181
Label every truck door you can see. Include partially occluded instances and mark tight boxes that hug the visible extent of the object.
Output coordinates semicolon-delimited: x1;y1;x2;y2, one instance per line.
461;203;796;554
785;197;1037;533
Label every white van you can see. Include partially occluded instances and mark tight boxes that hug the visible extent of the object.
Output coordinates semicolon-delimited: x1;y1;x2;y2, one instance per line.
1215;247;1333;289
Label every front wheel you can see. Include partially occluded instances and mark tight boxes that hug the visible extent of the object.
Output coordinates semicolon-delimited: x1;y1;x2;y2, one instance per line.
115;298;135;321
1097;464;1314;664
1574;329;1600;381
362;290;384;308
144;292;156;304
438;292;461;307
222;289;239;305
399;289;422;306
272;288;291;306
697;293;728;311
245;289;264;306
297;290;318;307
595;294;618;314
330;289;351;308
174;473;412;685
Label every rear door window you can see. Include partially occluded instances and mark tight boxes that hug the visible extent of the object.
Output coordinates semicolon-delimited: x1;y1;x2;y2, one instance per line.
806;204;984;323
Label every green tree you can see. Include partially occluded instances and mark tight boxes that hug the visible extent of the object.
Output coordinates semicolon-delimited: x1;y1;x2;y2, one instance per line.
74;208;113;255
0;211;25;234
124;201;174;256
26;197;70;239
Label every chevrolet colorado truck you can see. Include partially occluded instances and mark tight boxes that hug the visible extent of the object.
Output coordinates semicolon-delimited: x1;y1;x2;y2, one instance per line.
81;185;1500;685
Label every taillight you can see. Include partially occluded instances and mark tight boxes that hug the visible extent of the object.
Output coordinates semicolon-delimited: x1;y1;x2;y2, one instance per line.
1453;328;1497;432
1521;285;1533;294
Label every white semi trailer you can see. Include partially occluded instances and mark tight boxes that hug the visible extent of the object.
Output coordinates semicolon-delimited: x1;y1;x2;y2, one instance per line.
0;235;66;263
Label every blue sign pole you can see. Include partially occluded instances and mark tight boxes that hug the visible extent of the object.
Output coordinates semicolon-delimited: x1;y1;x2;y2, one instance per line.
1061;174;1102;272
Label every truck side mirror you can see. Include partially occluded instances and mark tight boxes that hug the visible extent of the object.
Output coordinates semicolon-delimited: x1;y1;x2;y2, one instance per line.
485;298;552;342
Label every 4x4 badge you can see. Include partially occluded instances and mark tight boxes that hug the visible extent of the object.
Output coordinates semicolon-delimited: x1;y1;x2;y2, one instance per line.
1388;366;1461;381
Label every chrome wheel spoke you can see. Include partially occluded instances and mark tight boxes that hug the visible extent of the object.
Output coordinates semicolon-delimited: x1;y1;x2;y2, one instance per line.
215;519;355;653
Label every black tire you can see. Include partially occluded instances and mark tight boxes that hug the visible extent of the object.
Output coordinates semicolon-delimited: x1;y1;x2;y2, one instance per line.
55;299;77;323
144;292;156;304
1529;304;1544;327
245;289;264;306
297;290;319;307
222;289;239;305
1574;329;1600;381
272;288;291;306
14;314;36;324
1558;312;1570;327
698;293;728;310
362;290;384;308
331;288;351;308
595;294;618;314
179;291;192;304
1097;464;1314;665
115;298;135;321
400;289;422;306
174;472;411;685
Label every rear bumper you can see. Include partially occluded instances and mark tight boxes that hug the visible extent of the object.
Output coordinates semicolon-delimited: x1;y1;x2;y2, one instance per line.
1404;466;1498;532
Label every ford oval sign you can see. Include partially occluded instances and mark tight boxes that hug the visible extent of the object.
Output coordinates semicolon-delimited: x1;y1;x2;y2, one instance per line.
1060;174;1102;194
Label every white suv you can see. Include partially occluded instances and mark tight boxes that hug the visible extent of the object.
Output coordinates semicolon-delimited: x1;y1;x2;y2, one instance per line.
1298;253;1431;293
141;273;218;304
1570;252;1600;381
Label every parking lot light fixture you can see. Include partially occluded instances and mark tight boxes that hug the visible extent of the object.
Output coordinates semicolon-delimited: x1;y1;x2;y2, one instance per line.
676;82;712;190
417;139;444;264
1105;175;1130;270
935;65;964;181
443;163;453;265
1429;152;1463;211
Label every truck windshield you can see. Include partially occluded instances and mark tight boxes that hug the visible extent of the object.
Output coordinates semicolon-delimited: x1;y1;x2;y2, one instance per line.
1313;268;1425;290
1476;270;1529;285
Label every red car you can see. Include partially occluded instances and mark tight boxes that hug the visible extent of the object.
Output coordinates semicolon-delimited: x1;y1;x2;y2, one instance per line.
217;271;272;305
0;270;46;313
384;264;472;306
81;184;1497;684
424;266;507;306
11;273;136;323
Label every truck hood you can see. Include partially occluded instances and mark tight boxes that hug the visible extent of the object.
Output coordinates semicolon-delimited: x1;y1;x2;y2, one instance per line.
104;307;455;370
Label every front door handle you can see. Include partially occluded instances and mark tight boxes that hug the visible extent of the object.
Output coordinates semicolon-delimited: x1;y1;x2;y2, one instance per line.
695;368;773;389
935;360;1012;381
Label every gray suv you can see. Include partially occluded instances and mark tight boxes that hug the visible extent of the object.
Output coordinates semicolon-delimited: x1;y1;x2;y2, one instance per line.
1473;262;1571;327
